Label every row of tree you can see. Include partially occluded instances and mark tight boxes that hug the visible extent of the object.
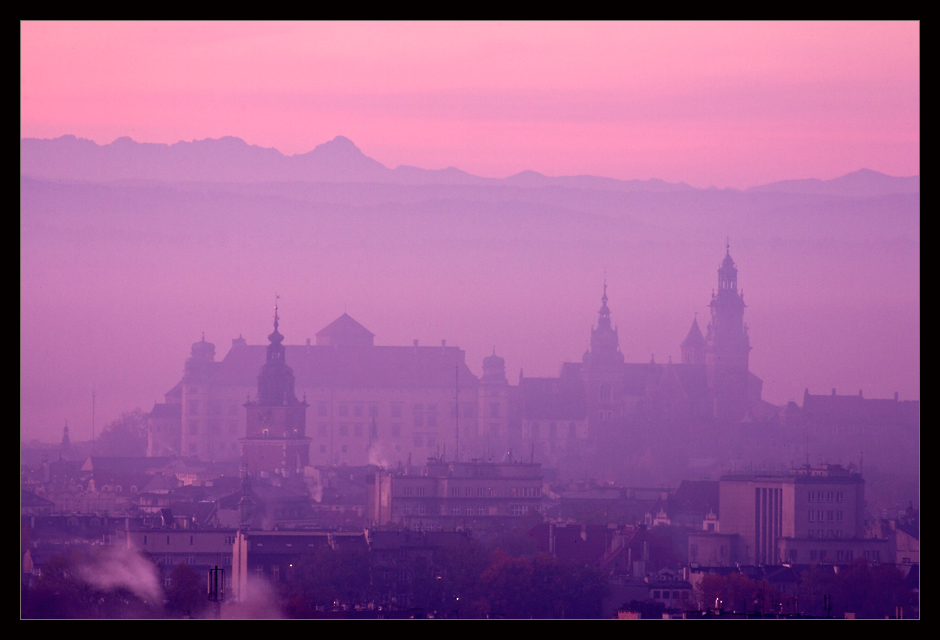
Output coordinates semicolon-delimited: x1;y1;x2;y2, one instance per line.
278;537;610;618
697;560;916;619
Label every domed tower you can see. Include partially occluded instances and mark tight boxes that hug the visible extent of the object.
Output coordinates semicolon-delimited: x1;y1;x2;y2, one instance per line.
479;348;510;450
582;281;625;432
704;242;752;421
241;300;310;478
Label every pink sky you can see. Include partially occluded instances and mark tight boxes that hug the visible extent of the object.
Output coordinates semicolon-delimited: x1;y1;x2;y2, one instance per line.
21;21;919;189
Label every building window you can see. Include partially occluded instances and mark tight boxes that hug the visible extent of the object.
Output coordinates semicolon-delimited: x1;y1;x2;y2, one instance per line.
451;488;459;497
417;487;426;497
318;402;329;417
341;444;348;453
417;506;426;516
186;555;195;565
391;423;401;437
338;424;348;437
338;404;349;417
391;403;402;418
452;506;460;515
354;423;363;437
836;492;844;503
413;435;424;447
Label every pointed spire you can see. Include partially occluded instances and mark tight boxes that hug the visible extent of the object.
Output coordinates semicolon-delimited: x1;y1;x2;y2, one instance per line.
268;293;284;346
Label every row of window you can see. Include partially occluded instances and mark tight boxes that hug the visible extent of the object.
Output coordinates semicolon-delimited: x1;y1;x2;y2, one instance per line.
143;534;199;546
187;401;239;416
808;491;844;503
807;529;844;538
316;402;478;419
399;504;535;517
652;590;689;601
187;420;238;435
808;510;844;522
187;441;239;454
526;422;580;438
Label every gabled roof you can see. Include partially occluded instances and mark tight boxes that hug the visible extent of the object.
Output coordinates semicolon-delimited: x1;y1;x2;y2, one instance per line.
315;313;375;346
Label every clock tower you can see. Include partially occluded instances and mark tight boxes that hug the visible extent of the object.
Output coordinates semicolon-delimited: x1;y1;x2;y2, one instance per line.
241;301;310;478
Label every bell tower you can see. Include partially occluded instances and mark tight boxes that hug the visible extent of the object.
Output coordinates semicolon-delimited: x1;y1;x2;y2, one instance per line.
241;298;310;478
582;280;625;432
704;242;751;421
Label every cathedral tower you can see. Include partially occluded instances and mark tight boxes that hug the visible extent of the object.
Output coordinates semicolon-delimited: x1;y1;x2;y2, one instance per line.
704;243;751;421
241;301;310;478
582;281;625;430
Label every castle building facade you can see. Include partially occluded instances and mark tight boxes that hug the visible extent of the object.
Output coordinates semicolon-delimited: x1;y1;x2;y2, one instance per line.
149;311;502;468
149;247;771;469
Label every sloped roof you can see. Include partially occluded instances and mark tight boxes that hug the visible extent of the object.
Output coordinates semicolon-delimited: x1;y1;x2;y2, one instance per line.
215;342;478;390
149;403;181;419
671;480;719;517
680;318;706;349
315;313;375;346
520;375;586;420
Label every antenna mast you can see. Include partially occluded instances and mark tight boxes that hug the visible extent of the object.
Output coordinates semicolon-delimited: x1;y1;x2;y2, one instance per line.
455;364;459;462
91;387;96;456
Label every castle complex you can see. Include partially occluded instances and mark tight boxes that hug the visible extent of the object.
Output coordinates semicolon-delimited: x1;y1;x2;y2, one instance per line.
146;246;908;474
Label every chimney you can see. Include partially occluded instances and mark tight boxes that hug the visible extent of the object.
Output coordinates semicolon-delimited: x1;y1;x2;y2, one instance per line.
441;339;446;355
894;392;899;401
306;338;311;346
832;388;836;396
413;339;419;354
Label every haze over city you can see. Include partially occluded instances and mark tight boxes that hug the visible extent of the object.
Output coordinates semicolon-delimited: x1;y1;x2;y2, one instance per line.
20;20;919;621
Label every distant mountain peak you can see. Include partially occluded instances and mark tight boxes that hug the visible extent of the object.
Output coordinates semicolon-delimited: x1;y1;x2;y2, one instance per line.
311;135;364;156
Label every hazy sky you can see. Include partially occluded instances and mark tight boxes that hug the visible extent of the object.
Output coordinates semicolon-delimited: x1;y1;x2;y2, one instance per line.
21;21;919;189
20;22;919;445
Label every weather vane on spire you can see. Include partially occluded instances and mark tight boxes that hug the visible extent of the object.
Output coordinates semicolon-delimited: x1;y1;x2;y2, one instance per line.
274;292;280;330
